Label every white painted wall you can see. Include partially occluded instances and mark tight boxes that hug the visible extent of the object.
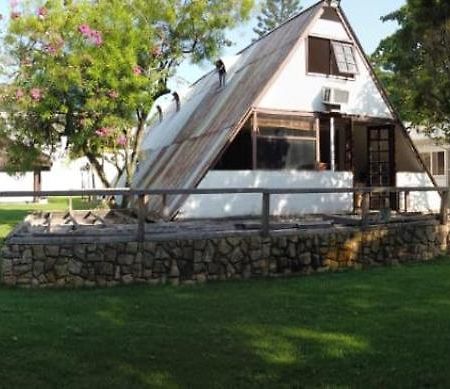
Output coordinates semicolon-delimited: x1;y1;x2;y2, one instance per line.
0;172;35;202
0;156;117;203
397;172;441;212
179;170;353;219
256;18;393;119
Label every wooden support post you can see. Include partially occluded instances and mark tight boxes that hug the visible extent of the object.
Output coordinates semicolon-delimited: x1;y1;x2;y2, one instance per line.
440;191;449;225
162;194;168;217
361;192;370;227
68;196;73;213
252;111;258;170
330;116;336;172
261;192;270;237
137;194;148;241
315;116;321;164
404;191;410;213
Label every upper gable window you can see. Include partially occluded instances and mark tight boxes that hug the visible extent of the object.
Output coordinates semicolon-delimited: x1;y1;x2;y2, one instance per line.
308;37;357;78
332;42;357;74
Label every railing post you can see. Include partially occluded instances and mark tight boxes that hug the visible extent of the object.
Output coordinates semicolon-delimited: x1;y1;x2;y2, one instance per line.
137;194;148;241
440;191;449;225
161;194;168;218
68;196;73;212
404;191;410;213
361;191;370;227
261;192;270;237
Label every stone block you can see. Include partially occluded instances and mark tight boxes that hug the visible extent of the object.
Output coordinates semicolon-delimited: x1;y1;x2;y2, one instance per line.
45;245;60;257
118;254;134;266
33;261;45;277
127;242;139;254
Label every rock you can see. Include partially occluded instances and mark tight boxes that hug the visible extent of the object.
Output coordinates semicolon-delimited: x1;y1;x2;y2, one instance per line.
299;253;311;266
33;261;45;277
118;254;134;266
127;242;139;254
32;245;46;260
45;245;60;257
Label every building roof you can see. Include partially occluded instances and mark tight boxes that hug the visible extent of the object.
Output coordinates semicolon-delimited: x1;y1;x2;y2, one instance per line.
133;0;325;218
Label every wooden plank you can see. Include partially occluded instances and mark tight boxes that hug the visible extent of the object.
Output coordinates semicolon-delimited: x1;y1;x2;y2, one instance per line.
137;194;148;241
361;192;370;227
261;192;270;237
440;191;449;225
252;111;258;170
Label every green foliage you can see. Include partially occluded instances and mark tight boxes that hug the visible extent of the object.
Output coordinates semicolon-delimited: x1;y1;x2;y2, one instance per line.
0;0;253;186
253;0;302;38
372;0;450;136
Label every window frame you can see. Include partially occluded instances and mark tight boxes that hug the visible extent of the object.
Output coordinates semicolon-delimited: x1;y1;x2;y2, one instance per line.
420;151;446;176
307;36;358;80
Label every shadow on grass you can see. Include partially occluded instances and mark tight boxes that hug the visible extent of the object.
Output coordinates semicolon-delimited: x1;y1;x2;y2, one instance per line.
1;261;450;388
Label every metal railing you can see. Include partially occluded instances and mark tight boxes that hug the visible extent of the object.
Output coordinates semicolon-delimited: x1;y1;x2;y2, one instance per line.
0;186;448;239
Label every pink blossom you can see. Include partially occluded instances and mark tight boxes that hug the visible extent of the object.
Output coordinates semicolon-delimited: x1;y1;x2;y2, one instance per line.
108;90;119;99
88;30;103;46
37;7;48;18
78;24;91;36
46;45;57;55
95;127;111;137
117;134;127;146
10;0;19;9
30;88;42;101
133;66;143;76
11;11;20;19
15;89;24;100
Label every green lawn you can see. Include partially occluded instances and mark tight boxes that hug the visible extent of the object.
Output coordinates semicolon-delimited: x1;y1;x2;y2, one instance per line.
0;261;450;388
2;200;450;387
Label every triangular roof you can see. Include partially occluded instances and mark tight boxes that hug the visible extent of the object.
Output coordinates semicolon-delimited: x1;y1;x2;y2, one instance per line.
133;0;435;219
133;1;325;218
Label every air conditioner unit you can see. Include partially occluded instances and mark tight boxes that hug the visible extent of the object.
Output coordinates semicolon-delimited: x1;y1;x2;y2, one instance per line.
322;87;350;106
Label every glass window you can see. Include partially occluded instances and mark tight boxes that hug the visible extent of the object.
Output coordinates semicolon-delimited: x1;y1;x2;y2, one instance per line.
332;42;358;75
257;136;316;170
432;151;445;175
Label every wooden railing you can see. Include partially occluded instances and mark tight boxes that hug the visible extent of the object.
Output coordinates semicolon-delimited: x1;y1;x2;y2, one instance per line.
0;186;448;239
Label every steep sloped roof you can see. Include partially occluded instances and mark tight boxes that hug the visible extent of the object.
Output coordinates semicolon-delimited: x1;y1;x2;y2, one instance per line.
133;0;325;218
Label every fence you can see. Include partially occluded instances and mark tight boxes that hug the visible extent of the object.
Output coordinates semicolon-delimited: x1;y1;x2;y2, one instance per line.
0;186;448;239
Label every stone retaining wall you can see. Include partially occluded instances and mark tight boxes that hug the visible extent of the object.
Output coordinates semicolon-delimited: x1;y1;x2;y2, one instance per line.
1;221;448;288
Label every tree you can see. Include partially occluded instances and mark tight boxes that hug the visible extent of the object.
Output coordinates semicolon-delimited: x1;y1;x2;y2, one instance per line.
372;0;450;136
0;0;254;188
253;0;302;38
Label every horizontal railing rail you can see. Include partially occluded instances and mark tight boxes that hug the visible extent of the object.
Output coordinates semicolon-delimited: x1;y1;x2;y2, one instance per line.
0;186;448;239
0;186;448;197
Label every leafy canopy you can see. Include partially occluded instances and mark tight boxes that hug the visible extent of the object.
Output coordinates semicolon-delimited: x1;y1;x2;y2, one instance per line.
372;0;450;136
0;0;253;186
253;0;302;38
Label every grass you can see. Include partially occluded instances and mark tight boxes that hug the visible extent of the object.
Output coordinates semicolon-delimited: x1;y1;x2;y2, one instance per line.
2;201;450;387
1;261;450;387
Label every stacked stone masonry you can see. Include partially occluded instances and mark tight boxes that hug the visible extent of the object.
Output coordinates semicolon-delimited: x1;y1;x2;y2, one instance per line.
1;221;448;288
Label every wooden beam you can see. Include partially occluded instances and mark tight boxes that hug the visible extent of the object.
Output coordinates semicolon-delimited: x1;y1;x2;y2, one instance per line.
137;194;148;241
315;116;321;164
330;116;336;172
261;192;270;237
252;111;258;170
440;191;449;225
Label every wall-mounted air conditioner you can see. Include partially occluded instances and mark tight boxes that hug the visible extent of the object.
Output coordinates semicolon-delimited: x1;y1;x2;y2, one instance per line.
322;87;350;107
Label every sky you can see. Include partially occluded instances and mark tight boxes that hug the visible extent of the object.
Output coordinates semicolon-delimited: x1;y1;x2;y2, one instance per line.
0;0;406;85
176;0;406;85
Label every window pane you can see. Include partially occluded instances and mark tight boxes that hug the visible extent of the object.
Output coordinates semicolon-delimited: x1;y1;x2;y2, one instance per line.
308;37;330;75
432;151;445;175
420;153;431;172
332;42;357;75
257;137;316;170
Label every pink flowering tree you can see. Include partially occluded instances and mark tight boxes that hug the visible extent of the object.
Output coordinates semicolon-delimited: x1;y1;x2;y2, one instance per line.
0;0;253;189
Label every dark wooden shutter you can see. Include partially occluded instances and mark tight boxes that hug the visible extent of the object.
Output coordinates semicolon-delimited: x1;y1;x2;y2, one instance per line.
308;37;330;75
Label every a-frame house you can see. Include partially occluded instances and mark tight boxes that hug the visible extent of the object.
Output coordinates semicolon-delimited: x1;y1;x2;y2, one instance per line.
133;0;439;219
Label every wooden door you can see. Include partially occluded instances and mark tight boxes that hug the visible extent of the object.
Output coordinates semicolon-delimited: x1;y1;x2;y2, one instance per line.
367;126;397;210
